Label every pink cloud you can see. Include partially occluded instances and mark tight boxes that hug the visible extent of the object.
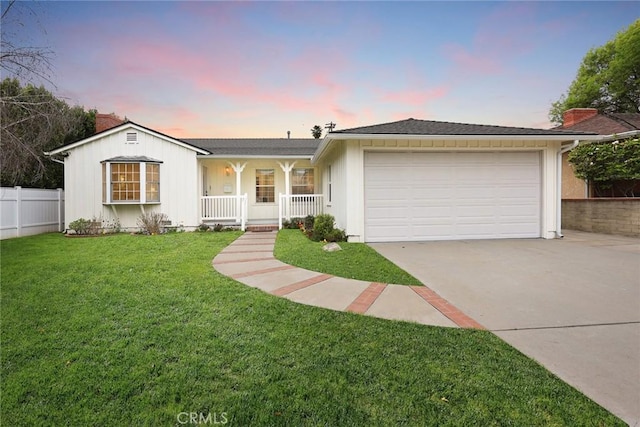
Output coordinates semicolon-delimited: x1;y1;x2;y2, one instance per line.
441;44;502;74
442;2;571;77
53;3;379;136
381;85;449;106
332;107;357;127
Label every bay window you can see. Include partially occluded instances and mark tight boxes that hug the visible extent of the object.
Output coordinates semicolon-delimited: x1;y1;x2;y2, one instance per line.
101;158;161;204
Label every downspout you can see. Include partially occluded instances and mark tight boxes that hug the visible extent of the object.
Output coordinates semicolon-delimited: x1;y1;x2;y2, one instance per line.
556;140;579;238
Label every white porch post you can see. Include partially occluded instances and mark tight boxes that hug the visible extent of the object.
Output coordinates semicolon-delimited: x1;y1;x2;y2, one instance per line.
277;161;296;221
229;162;247;223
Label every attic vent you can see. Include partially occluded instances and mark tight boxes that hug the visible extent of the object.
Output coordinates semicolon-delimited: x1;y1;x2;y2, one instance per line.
126;132;138;143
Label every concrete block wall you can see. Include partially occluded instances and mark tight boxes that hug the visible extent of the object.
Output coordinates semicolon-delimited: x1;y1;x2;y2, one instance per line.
562;199;640;237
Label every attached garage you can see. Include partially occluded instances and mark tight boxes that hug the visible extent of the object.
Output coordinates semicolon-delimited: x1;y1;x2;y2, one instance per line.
364;151;541;242
312;118;600;243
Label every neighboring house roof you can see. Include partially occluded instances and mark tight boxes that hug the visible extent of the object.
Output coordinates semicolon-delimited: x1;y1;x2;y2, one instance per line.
557;112;640;134
95;113;125;133
183;138;321;158
333;118;598;136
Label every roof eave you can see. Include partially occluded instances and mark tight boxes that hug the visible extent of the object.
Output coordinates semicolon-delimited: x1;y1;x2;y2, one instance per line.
47;122;210;156
312;132;602;164
198;154;314;160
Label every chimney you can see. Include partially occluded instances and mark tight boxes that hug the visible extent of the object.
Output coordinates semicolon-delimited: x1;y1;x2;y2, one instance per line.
95;113;125;133
287;131;290;139
562;108;598;127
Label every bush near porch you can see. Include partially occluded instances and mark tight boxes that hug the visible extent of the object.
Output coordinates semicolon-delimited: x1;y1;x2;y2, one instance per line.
1;233;624;426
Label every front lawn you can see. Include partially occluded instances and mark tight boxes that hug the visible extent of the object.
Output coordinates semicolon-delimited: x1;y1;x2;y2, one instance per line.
274;229;422;285
0;232;623;426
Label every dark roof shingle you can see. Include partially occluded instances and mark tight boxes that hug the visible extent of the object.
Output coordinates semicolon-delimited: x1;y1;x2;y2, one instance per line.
333;118;597;136
182;138;321;157
101;155;163;163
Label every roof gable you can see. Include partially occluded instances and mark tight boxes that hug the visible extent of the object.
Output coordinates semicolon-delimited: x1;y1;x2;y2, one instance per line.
47;121;209;156
334;118;598;136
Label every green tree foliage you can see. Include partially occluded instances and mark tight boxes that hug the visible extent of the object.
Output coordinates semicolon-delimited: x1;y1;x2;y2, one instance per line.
568;137;640;196
1;78;95;188
310;125;322;139
550;20;640;124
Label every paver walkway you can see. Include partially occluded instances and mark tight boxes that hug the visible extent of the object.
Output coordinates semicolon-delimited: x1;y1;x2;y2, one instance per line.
213;231;484;329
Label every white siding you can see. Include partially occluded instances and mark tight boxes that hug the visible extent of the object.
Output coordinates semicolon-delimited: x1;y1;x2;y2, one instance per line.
317;142;348;232
64;127;200;230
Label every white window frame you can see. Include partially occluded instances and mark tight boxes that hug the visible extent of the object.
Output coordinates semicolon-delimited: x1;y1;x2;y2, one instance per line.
102;161;160;204
291;168;314;195
327;165;332;205
255;169;275;203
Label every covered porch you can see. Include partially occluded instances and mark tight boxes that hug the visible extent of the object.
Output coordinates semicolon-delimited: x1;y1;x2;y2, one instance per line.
198;158;324;230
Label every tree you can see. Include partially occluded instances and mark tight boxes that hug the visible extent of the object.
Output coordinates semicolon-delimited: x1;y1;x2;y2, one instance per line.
1;2;95;188
311;125;322;139
1;1;54;85
1;78;96;188
549;20;640;124
568;137;640;197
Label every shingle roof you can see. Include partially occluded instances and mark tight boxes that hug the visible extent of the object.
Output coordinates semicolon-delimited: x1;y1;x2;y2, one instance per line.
101;155;163;163
333;118;597;136
182;138;321;157
556;113;640;135
611;113;640;129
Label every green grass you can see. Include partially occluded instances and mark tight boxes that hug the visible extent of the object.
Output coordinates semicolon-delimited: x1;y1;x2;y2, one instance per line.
274;229;422;285
1;232;623;426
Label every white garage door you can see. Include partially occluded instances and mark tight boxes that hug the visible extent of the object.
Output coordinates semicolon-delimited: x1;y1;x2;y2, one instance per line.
364;151;541;242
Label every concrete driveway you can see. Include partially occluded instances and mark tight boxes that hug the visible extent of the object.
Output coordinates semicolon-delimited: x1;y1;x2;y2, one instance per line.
371;231;640;426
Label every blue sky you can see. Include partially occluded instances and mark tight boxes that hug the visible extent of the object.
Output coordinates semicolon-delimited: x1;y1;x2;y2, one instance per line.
2;1;637;137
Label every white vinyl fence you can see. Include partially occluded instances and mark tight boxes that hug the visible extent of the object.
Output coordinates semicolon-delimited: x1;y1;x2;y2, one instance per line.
1;187;65;239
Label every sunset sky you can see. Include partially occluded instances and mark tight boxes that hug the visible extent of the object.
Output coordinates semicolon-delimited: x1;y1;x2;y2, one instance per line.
2;1;637;138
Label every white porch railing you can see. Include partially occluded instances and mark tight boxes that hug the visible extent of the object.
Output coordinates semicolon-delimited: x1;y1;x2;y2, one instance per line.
278;193;324;229
201;194;247;230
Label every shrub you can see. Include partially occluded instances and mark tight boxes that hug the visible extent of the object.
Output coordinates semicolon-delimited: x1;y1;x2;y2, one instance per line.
283;217;304;230
568;137;640;196
137;212;169;235
309;214;346;242
197;223;210;232
325;228;347;242
103;217;121;234
213;223;224;232
68;217;102;235
311;214;334;241
68;218;91;235
88;218;102;235
303;215;315;232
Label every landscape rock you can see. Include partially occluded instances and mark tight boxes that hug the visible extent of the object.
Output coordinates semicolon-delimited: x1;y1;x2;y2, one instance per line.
322;242;342;252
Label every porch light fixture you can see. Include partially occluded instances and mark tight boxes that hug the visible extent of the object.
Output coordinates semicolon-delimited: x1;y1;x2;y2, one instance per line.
225;166;231;176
